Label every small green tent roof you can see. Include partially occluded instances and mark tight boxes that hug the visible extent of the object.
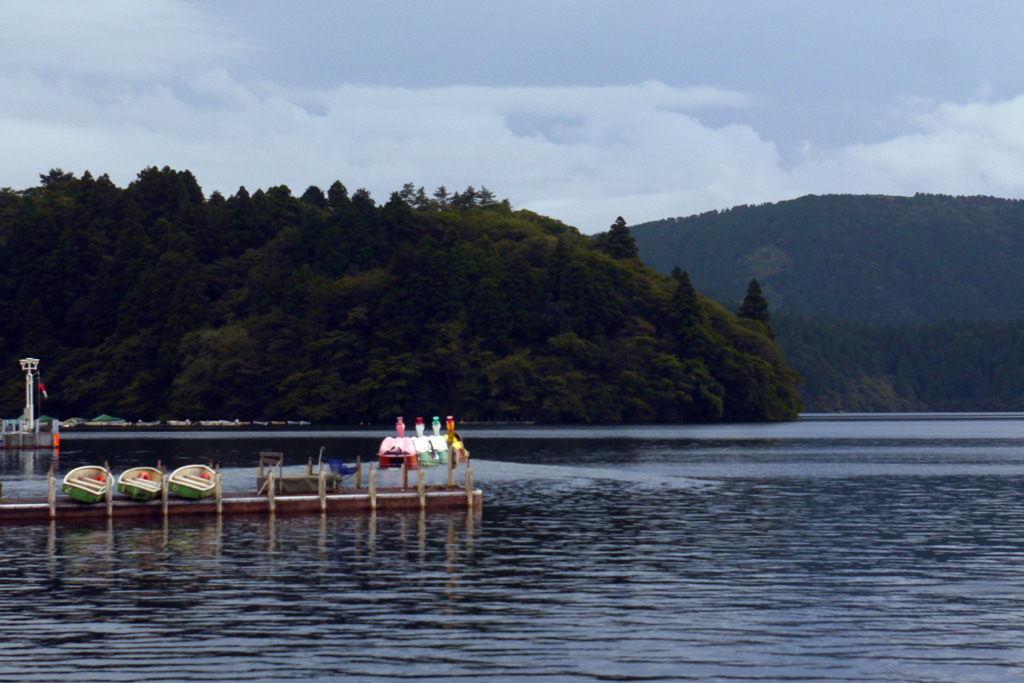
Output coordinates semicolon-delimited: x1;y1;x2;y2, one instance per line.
91;413;126;423
37;415;56;422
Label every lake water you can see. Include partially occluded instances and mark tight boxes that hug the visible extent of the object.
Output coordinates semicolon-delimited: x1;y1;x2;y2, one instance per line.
3;415;1024;681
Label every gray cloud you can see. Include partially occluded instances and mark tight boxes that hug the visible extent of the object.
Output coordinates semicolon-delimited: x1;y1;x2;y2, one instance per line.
5;1;1024;232
2;0;243;79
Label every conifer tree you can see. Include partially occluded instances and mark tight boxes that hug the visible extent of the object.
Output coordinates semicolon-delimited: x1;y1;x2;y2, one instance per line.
606;216;639;259
668;271;701;329
327;181;350;211
300;185;328;209
737;278;773;338
668;270;709;357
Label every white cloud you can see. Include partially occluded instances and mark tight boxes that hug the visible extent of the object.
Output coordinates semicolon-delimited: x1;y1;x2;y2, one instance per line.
0;66;782;231
14;63;1024;233
7;1;1024;234
792;95;1024;199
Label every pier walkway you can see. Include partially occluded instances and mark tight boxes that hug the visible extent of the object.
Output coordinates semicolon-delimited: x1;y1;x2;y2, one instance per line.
0;485;482;523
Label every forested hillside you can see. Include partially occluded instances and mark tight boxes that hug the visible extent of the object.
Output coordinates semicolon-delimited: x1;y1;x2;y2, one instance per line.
0;167;801;424
633;194;1024;323
632;194;1024;412
773;314;1024;412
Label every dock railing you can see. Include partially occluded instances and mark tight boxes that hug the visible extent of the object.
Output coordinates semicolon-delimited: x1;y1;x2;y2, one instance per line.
2;417;59;448
2;418;58;435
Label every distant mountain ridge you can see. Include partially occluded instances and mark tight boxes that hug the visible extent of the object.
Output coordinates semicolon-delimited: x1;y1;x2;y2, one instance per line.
632;194;1024;323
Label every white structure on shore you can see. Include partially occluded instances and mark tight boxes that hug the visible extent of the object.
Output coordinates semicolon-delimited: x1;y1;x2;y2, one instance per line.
2;358;58;449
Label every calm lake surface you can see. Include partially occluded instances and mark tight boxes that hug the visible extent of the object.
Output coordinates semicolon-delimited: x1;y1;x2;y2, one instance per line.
4;415;1024;681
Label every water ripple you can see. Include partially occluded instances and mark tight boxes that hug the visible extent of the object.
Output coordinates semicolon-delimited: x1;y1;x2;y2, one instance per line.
4;428;1024;680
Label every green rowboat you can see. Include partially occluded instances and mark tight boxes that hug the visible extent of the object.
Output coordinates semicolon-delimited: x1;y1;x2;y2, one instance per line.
168;464;216;499
117;466;163;501
62;465;111;503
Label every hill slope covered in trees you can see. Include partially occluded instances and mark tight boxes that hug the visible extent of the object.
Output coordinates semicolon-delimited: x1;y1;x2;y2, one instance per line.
633;194;1024;323
0;167;801;424
632;194;1024;412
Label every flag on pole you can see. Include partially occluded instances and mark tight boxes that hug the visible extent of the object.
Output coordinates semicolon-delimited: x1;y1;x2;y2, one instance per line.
39;381;47;399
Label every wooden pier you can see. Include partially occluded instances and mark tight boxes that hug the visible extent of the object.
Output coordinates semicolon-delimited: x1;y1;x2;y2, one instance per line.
0;462;481;524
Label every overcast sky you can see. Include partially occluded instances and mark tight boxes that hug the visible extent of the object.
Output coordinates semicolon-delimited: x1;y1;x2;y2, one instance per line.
5;1;1024;233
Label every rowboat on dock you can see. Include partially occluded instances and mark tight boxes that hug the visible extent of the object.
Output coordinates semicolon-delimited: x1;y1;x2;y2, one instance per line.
167;464;216;499
117;466;163;501
62;465;112;503
0;448;481;523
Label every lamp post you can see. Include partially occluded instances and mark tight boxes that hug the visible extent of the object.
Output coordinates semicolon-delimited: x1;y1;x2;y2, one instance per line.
19;358;39;433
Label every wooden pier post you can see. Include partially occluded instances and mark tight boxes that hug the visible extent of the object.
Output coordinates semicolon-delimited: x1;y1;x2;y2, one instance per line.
401;458;408;489
47;464;56;520
318;466;327;513
465;464;473;508
355;457;362;489
418;465;426;510
307;456;313;475
161;474;169;517
448;447;455;487
105;461;113;518
268;469;276;514
369;466;377;511
215;465;223;516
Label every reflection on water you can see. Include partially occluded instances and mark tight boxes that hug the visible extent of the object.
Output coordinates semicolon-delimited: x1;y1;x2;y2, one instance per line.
0;509;482;682
3;420;1024;680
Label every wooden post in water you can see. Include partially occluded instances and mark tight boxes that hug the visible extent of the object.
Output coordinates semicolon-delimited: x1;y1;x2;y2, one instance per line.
318;466;327;513
418;465;426;510
105;461;113;518
401;458;408;489
215;465;223;516
371;466;379;508
47;464;56;519
448;446;455;487
465;464;474;508
307;456;313;476
355;457;362;489
161;473;169;517
268;469;276;514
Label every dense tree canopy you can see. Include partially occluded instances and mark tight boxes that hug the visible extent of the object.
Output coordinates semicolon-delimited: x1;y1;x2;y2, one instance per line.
632;193;1024;323
773;314;1024;412
0;167;801;424
633;193;1024;412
